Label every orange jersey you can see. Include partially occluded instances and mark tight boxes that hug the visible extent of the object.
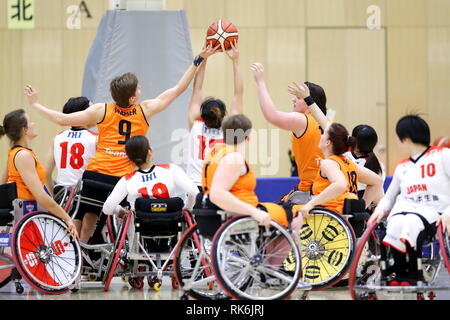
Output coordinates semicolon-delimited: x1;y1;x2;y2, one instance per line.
312;155;358;214
292;113;324;191
7;146;46;200
202;144;259;207
87;103;149;177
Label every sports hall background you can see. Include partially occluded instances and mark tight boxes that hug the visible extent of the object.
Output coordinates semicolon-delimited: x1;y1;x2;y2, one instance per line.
0;0;449;178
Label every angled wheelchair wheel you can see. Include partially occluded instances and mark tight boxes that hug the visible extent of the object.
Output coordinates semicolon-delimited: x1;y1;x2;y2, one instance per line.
300;208;356;290
438;224;450;274
11;211;82;294
0;253;13;288
103;212;132;291
211;217;301;300
349;220;382;300
173;224;229;300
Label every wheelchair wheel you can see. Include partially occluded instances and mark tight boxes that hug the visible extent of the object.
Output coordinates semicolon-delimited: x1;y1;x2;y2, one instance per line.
11;211;82;294
211;217;301;300
300;208;356;290
0;253;13;288
349;220;382;300
173;224;229;300
438;224;450;274
103;212;132;291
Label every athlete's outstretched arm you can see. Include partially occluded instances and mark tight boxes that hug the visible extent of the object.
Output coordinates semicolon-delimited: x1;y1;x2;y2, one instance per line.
142;44;220;120
188;56;207;130
288;81;330;131
299;159;347;217
25;86;104;126
251;62;307;135
226;41;243;115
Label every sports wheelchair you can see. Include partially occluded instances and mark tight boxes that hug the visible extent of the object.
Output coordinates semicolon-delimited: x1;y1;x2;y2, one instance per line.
349;212;450;300
101;197;195;291
0;182;82;295
284;191;370;290
52;175;119;289
174;203;310;300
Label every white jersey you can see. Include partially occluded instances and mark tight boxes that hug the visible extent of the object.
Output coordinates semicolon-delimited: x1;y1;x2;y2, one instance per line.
53;128;97;186
343;151;386;191
102;164;199;215
186;120;224;186
378;146;450;223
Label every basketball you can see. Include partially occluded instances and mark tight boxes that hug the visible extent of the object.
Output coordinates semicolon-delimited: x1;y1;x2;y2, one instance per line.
433;136;450;148
206;20;239;51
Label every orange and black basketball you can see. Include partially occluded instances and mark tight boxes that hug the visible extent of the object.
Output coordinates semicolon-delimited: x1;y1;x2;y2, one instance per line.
206;20;239;51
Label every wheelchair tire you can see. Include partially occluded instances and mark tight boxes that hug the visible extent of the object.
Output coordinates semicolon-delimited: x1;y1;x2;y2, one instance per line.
0;253;13;288
11;211;82;295
103;212;132;291
438;224;450;274
211;217;302;300
300;208;356;290
173;224;229;300
349;220;380;300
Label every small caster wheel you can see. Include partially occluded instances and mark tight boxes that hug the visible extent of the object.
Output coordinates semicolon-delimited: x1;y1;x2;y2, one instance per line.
180;293;189;300
368;294;377;300
128;277;144;290
428;291;436;300
299;291;309;300
15;284;24;294
171;278;179;290
88;274;97;281
148;277;162;291
417;293;425;301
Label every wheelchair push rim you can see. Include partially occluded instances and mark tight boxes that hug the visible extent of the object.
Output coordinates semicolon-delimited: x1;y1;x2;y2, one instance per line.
0;253;14;288
11;211;82;294
211;217;302;300
438;224;450;274
300;208;356;290
173;223;229;300
103;211;133;291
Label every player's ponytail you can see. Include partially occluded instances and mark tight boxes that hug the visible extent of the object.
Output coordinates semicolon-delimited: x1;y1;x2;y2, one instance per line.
125;135;151;168
364;152;382;175
201;98;227;129
0;125;5;138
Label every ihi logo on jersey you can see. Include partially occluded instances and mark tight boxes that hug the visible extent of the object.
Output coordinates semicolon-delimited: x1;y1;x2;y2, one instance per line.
151;203;168;212
0;233;11;247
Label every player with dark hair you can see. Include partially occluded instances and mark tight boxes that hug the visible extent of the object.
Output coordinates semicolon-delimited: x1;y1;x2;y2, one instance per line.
186;41;243;189
25;45;218;243
369;115;450;285
0;109;77;238
251;62;326;202
286;81;383;216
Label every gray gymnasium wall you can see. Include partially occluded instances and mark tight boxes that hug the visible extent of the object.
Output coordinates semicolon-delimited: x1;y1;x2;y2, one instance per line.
82;10;193;168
